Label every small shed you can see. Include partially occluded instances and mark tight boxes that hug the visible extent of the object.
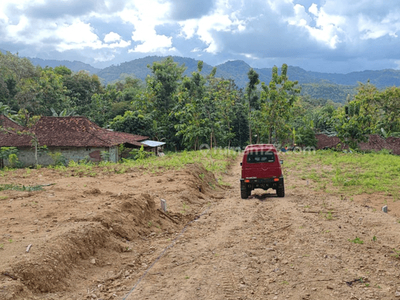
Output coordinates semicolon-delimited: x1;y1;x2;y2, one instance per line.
141;140;166;156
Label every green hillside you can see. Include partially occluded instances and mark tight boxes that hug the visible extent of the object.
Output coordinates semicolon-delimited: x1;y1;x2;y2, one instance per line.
29;57;100;74
26;54;400;103
96;56;215;84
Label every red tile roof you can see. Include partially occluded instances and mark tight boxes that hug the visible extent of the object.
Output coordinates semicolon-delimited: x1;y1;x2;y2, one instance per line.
0;115;33;147
0;116;148;148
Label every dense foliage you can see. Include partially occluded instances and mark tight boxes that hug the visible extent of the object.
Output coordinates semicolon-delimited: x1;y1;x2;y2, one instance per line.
1;51;400;151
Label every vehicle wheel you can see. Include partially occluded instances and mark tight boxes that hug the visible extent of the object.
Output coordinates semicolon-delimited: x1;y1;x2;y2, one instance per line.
277;185;285;197
241;188;249;199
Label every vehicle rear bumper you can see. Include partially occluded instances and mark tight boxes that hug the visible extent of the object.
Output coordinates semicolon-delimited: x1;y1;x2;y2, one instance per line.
240;177;284;191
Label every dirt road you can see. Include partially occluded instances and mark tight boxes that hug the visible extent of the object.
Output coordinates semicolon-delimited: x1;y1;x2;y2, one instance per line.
1;156;400;299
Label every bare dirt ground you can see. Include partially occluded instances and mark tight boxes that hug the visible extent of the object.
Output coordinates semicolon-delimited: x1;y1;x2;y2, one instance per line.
1;155;400;300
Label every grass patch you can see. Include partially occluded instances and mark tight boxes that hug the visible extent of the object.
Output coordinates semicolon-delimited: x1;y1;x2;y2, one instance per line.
348;237;364;244
284;150;400;196
0;184;44;192
0;150;238;183
121;149;238;174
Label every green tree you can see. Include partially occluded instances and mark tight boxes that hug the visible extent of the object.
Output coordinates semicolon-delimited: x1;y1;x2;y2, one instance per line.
109;110;153;138
0;102;14;116
207;78;238;147
174;61;210;149
295;122;318;147
35;67;71;115
146;57;186;118
334;82;379;148
376;86;400;136
88;93;112;127
144;57;186;149
11;108;40;127
0;52;40;111
259;64;301;144
63;71;103;116
246;68;260;144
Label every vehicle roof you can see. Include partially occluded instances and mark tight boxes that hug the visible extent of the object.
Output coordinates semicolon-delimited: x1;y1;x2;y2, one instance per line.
244;144;277;154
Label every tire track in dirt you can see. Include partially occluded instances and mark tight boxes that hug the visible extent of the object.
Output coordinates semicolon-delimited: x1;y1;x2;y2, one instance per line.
118;155;400;300
122;157;296;300
121;158;251;299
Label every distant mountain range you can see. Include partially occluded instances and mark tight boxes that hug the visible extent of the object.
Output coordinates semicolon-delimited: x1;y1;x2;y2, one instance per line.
3;48;400;103
91;57;400;103
29;57;101;74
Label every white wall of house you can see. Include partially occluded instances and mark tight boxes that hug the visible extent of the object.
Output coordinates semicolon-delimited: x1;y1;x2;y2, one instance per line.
4;146;119;167
109;146;118;163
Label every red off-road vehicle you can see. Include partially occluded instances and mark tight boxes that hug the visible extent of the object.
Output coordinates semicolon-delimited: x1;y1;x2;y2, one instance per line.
240;144;284;199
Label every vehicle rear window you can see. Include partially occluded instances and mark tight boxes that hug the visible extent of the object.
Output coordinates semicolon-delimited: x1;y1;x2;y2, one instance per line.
246;151;275;163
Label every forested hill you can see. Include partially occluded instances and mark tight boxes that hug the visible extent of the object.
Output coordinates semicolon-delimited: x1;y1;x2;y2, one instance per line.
93;56;400;89
29;58;100;74
26;54;400;103
94;56;215;84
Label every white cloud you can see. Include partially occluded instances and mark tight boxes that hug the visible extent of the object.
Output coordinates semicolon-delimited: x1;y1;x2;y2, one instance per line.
130;31;173;53
358;14;400;40
267;0;292;13
178;19;198;39
7;16;30;42
56;21;101;50
1;0;400;73
394;60;400;70
308;3;318;16
197;14;234;53
178;2;246;54
241;53;259;60
312;0;400;44
285;4;309;26
93;52;116;62
104;32;121;43
53;21;130;51
283;2;345;49
117;0;175;53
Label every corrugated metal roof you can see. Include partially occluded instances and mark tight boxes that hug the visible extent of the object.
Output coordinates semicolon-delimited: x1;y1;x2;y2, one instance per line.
141;140;166;147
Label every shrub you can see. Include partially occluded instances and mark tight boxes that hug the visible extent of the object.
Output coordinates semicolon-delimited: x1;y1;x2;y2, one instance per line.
48;152;68;166
100;151;111;161
129;145;153;161
8;153;21;168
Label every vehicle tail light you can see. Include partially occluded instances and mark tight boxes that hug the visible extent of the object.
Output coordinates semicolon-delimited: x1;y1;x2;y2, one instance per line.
274;178;279;182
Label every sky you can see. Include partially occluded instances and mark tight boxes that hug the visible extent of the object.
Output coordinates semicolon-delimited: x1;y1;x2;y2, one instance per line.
1;0;400;73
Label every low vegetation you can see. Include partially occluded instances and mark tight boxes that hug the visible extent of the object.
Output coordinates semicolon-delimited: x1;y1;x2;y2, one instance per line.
284;150;400;197
0;183;44;192
0;149;238;179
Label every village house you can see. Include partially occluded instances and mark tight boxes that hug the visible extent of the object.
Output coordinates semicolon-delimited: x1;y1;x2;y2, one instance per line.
0;115;153;167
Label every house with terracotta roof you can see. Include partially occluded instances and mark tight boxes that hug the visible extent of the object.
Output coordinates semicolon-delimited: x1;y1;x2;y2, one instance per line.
0;115;150;166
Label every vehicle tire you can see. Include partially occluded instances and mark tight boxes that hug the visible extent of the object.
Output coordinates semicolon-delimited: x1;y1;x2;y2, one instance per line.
277;185;285;197
247;188;252;198
241;188;249;199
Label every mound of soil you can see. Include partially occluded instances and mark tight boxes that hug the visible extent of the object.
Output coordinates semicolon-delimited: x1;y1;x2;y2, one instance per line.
0;163;224;299
316;134;341;150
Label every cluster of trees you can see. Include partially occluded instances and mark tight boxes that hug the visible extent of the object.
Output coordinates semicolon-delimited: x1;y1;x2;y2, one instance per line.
1;51;400;151
334;82;400;148
106;58;302;150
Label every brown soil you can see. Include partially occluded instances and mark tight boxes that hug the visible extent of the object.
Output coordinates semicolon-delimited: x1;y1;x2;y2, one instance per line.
1;157;400;300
